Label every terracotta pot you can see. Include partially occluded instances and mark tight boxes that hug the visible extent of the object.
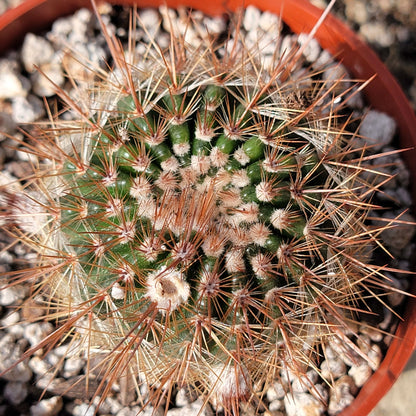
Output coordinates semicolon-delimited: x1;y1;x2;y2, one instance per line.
1;1;415;415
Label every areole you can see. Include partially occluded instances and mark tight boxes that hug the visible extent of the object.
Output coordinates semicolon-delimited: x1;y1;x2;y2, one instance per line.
0;1;415;415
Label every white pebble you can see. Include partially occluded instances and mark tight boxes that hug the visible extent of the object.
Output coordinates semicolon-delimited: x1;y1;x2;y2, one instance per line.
4;381;28;405
21;33;55;72
1;310;21;327
259;10;280;32
30;396;63;416
379;306;393;330
12;95;45;123
269;399;283;411
367;344;382;371
359;326;383;343
139;8;161;40
322;63;351;94
380;212;416;257
292;370;318;393
320;357;347;380
0;64;30;99
63;357;85;378
32;60;65;97
267;380;286;401
284;391;325;416
175;387;193;407
117;406;162;416
359;109;396;151
348;363;372;387
29;355;52;376
24;322;54;347
0;285;27;306
167;398;213;416
297;33;321;62
280;34;296;59
327;376;357;416
328;335;365;367
72;403;95;416
243;6;261;32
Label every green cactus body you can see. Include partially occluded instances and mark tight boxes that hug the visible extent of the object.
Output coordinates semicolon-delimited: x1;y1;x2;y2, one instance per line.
9;7;388;412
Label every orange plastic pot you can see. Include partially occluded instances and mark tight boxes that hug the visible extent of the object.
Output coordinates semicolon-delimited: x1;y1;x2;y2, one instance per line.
1;1;415;415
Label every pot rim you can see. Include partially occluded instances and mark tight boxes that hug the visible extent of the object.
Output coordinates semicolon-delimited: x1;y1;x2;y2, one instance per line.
0;1;415;415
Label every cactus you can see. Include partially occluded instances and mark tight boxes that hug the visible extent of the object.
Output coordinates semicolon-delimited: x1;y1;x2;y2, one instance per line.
0;4;404;415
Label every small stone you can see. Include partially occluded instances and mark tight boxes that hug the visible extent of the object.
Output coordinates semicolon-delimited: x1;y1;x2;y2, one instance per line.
314;49;334;69
0;284;27;306
344;0;369;24
348;363;372;387
1;310;21;327
322;63;351;94
359;109;396;151
396;187;413;208
267;380;286;401
117;406;163;416
72;403;95;416
280;35;296;59
297;33;321;63
259;11;280;32
367;344;382;371
327;376;357;415
320;357;347;380
96;396;123;415
24;322;54;347
243;5;261;32
11;95;45;123
63;356;85;378
359;326;383;343
360;22;395;48
284;391;325;416
0;59;30;99
175;387;198;407
29;355;53;376
139;8;161;40
292;370;318;393
4;381;28;405
32;60;65;97
30;396;63;416
328;335;365;367
21;33;55;73
379;212;416;257
269;399;283;411
167;398;213;416
0;111;16;140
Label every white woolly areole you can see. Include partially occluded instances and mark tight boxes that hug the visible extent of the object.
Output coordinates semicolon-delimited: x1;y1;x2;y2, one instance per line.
210;147;229;168
270;208;289;231
160;155;179;172
210;362;250;403
191;154;211;176
249;222;271;246
233;146;251;166
225;248;245;273
111;282;125;300
146;268;190;312
130;176;152;200
231;169;250;188
256;181;276;202
173;142;190;156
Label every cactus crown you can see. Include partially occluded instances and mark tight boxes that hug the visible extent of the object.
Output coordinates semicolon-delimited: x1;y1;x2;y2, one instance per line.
1;4;400;414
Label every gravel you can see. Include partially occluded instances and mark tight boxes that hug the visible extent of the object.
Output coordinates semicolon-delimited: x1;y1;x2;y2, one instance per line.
0;1;415;416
